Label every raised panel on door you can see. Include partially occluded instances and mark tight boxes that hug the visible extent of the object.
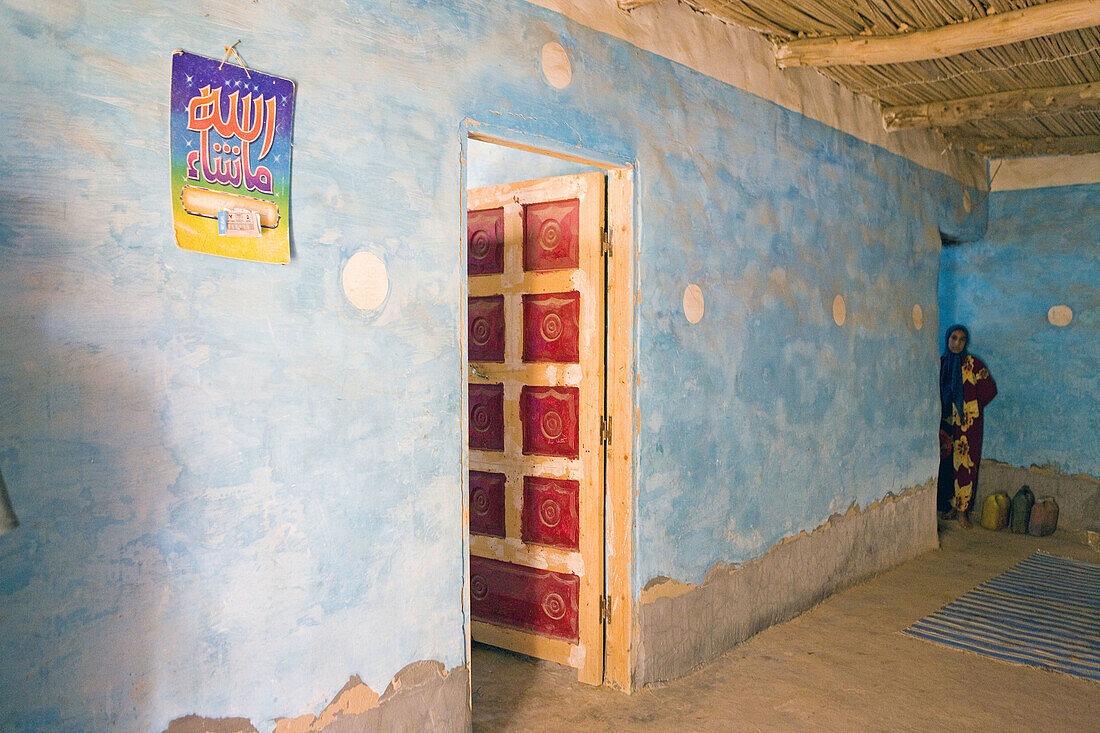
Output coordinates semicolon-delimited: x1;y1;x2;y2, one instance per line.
466;171;605;685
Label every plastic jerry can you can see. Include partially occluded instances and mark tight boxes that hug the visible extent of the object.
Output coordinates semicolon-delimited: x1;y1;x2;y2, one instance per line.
980;492;1010;530
1029;497;1059;537
1009;486;1035;534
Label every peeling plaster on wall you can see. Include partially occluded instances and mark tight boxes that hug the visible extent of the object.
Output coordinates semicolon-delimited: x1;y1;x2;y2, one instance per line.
973;461;1100;531
526;0;987;189
165;715;259;733
272;675;379;733
633;481;938;686
163;662;469;733
640;575;696;604
991;152;1100;191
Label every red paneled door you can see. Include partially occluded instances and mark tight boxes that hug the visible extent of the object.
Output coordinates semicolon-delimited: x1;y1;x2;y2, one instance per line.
467;172;605;685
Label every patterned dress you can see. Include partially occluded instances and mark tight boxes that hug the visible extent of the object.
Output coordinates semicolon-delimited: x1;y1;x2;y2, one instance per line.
938;354;997;513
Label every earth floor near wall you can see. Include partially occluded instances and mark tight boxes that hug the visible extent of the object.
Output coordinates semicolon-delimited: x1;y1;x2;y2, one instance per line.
472;522;1099;732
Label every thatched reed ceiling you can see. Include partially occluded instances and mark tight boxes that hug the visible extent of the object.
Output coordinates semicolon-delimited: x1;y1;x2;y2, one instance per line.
622;0;1100;158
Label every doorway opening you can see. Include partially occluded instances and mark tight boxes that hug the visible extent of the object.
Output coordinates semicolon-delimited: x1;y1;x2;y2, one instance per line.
462;130;634;692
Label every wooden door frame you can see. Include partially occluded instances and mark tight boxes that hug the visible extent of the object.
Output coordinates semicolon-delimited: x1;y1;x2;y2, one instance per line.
460;121;636;691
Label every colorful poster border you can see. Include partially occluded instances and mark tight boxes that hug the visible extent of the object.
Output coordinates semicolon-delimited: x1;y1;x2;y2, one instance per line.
170;50;295;263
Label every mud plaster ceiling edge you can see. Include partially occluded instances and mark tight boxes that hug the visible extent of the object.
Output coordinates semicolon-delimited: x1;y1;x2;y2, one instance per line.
991;151;1100;190
527;0;988;189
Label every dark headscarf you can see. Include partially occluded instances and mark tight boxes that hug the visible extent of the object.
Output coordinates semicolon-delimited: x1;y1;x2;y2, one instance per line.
940;324;969;420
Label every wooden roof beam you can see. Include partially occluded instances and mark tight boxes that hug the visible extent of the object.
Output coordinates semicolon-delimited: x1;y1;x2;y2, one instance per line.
776;0;1100;68
948;134;1100;157
883;81;1100;131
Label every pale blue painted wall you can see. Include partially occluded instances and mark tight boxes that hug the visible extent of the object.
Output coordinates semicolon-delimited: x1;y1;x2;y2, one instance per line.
0;0;980;729
940;182;1100;479
630;100;982;584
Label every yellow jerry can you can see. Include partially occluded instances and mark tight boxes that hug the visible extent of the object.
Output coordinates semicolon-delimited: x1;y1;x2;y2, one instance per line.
980;492;1010;531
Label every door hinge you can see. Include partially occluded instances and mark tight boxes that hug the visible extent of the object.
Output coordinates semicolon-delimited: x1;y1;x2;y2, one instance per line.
601;227;613;257
600;415;612;445
600;595;612;624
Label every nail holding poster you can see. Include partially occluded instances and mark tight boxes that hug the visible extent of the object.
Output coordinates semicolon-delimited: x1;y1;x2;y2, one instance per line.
170;50;296;263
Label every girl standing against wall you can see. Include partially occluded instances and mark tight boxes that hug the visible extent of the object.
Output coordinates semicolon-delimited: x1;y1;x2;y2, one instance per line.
938;324;997;528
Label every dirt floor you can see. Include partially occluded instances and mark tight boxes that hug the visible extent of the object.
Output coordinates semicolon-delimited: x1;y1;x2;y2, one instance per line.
472;520;1099;732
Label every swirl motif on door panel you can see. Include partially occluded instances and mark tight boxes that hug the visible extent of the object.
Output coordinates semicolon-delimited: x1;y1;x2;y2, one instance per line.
468;295;505;362
470;573;489;601
469;556;580;642
469;470;506;537
522;291;579;363
523;199;579;271
468;207;504;276
541;411;563;439
541;314;563;341
522;476;579;550
539;499;561;527
541;592;567;620
469;383;505;452
520;386;579;458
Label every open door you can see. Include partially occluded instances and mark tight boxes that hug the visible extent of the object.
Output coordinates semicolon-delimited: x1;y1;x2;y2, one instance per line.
466;171;606;685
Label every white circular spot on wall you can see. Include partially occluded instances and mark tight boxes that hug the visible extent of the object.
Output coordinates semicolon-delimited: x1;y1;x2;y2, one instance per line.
963;190;973;213
912;303;924;330
683;284;704;324
541;42;572;89
1048;304;1073;327
832;294;846;326
342;251;389;311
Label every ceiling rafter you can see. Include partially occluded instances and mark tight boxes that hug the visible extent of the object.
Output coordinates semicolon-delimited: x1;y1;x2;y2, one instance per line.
774;0;1100;67
882;79;1100;129
946;132;1100;155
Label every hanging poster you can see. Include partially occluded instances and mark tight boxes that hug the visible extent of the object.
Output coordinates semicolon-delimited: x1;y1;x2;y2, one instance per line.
170;50;295;263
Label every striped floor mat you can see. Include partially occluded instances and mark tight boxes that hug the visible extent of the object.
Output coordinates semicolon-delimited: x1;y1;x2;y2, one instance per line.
903;551;1100;681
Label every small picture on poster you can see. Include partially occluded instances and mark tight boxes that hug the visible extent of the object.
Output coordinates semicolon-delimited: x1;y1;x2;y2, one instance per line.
170;50;295;263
